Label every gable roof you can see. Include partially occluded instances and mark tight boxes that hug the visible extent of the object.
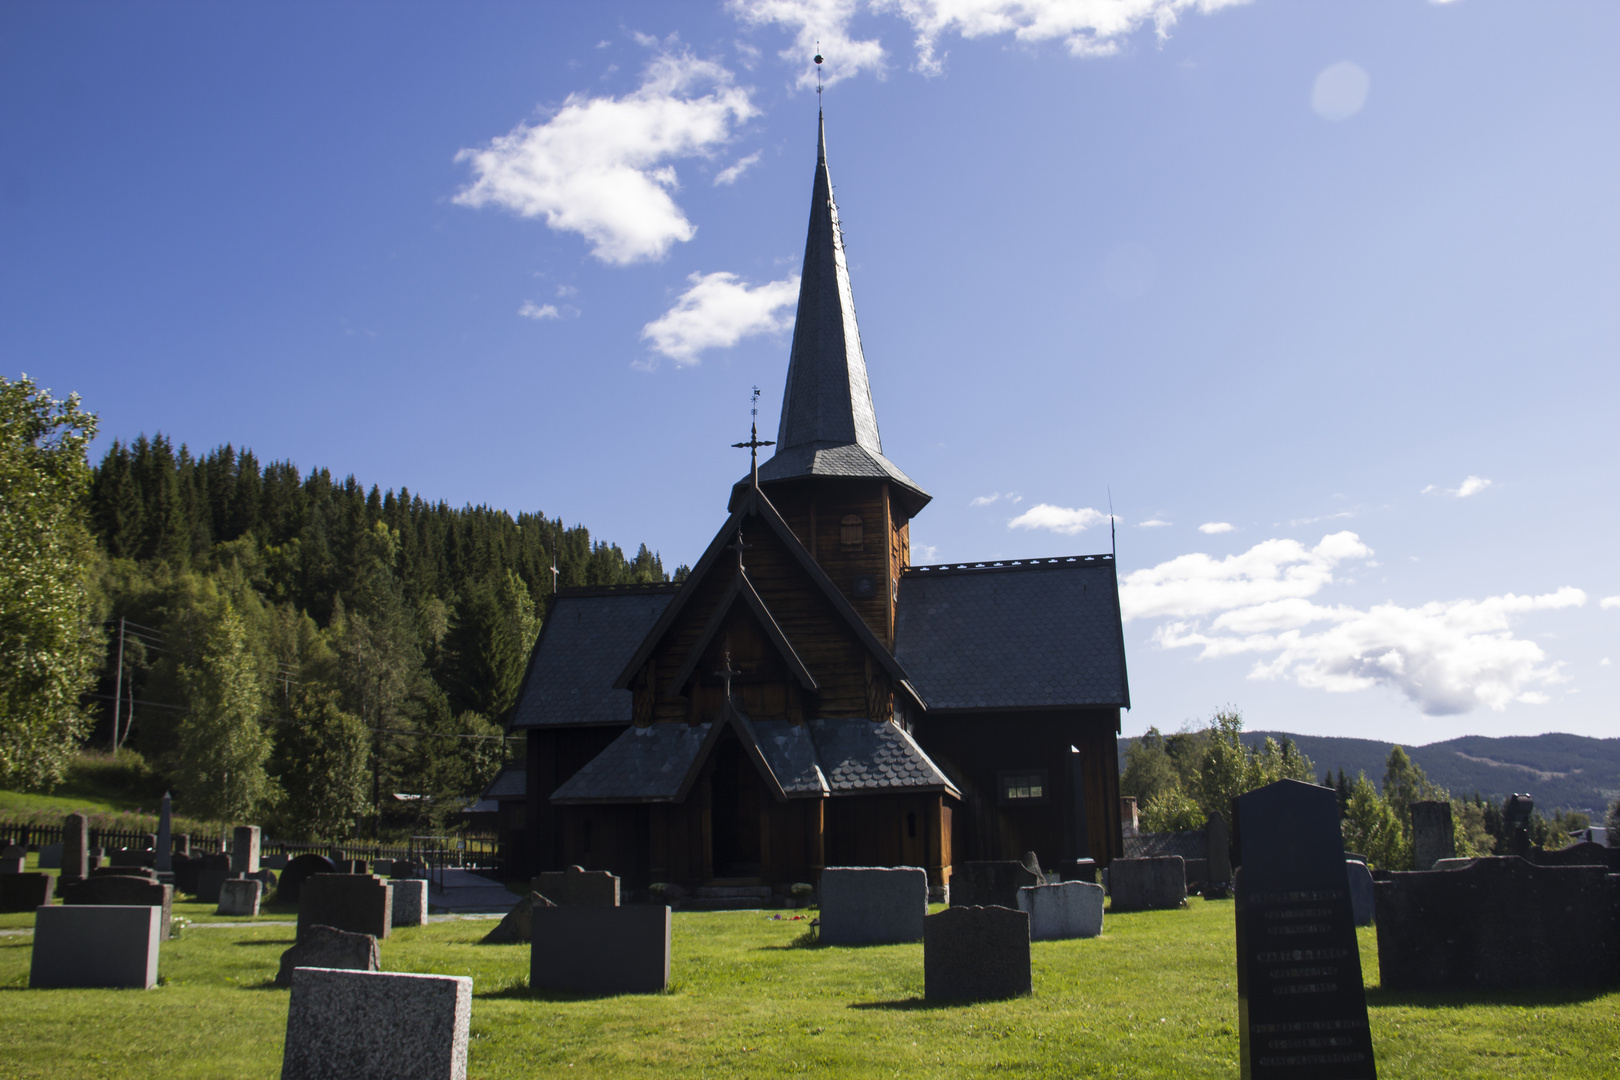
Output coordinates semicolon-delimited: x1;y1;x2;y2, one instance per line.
745;111;929;518
508;586;678;729
894;555;1130;711
612;484;921;709
481;763;527;800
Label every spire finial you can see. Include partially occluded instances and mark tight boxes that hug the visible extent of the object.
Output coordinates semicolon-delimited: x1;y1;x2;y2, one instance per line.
732;385;775;488
814;42;823;103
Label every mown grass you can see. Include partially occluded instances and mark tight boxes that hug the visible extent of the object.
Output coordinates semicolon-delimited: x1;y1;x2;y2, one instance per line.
0;897;1615;1079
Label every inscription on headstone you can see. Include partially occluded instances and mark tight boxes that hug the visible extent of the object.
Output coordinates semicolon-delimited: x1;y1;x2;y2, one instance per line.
1234;779;1375;1080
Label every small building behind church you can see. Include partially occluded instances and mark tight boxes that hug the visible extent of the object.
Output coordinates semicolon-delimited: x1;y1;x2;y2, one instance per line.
506;114;1129;896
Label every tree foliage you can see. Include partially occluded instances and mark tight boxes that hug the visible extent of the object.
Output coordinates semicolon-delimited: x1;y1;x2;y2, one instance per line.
1121;709;1316;832
0;377;101;790
175;599;273;820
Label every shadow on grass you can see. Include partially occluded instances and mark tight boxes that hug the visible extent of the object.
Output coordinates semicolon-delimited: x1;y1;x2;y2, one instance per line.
232;938;295;947
475;983;671;1002
848;996;980;1011
1368;984;1617;1008
756;930;822;950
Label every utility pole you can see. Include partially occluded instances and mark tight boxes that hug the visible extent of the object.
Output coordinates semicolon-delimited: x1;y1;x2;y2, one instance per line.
110;616;125;752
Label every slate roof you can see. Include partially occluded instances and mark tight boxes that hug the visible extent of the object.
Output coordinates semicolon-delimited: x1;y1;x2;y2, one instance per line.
747;717;830;796
482;764;527;800
894;556;1130;711
811;717;961;796
508;587;677;729
550;722;715;803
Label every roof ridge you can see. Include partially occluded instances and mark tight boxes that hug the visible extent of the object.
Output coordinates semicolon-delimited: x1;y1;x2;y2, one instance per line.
903;554;1115;577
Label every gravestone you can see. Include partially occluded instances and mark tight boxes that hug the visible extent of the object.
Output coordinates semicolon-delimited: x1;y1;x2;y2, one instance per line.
924;905;1032;1000
277;853;339;904
62;873;175;941
0;854;21;874
171;853;200;896
156;792;173;873
93;865;157;881
1234;779;1375;1080
196;868;232;904
373;859;394;876
1108;857;1187;911
109;848;150;868
219;877;263;917
1530;841;1620;871
1055;858;1098;884
1017;881;1104;940
392;878;428;927
1207;811;1233;883
1410;801;1454;871
281;967;472;1080
949;860;1041;909
62;812;89;884
1375;857;1617;991
1345;860;1375;927
817;866;928;945
0;871;55;912
173;833;191;858
37;842;63;869
276;924;380;986
532;865;619;906
530;906;671;994
87;847;105;871
231;825;261;875
480;892;556;944
30;904;161;989
262;852;290;870
298;874;393;941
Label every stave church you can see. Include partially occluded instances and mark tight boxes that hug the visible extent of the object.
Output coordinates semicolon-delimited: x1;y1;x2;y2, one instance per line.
502;113;1130;897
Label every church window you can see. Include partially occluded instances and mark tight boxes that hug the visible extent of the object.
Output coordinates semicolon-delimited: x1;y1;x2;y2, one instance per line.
999;771;1048;804
840;514;864;549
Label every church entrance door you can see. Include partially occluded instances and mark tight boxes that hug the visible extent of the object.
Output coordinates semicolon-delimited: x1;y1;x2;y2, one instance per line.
710;737;763;878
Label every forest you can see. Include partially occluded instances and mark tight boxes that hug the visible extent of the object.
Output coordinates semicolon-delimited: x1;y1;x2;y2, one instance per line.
0;375;679;840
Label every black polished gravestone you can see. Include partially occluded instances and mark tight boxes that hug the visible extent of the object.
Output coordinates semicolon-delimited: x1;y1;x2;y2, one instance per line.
1234;779;1375;1080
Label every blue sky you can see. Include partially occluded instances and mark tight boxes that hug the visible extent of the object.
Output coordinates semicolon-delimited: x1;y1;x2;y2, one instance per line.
4;1;1617;746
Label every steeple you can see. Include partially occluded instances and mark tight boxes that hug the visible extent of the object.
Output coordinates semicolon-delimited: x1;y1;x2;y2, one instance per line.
747;111;931;518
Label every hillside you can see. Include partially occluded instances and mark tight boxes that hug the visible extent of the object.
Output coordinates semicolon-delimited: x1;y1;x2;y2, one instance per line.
1118;731;1620;815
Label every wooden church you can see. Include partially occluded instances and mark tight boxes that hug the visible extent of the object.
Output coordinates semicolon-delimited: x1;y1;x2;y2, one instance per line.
507;114;1130;896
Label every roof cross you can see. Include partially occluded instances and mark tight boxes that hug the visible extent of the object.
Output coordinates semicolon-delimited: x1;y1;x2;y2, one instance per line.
726;530;750;573
732;385;775;488
713;649;741;704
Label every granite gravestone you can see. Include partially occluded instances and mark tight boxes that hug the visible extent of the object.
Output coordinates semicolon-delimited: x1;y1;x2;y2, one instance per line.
949;860;1042;909
232;826;261;875
1234;779;1375;1080
276;853;339;904
37;843;63;869
1108;857;1187;911
277;924;381;986
1017;881;1104;940
0;871;54;912
1345;861;1375;927
480;892;555;944
30;905;161;989
817;867;928;945
281;967;471;1080
531;865;619;907
1410;802;1454;871
530;906;671;994
1207;811;1234;884
63;873;176;941
219;877;263;917
297;874;393;941
0;853;21;874
923;905;1032;1001
156;793;173;873
62;812;89;884
391;878;428;927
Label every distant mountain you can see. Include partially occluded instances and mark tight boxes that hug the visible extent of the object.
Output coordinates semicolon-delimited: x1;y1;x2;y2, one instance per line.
1117;731;1620;816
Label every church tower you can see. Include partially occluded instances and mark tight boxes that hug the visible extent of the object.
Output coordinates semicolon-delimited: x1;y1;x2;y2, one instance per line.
731;113;930;650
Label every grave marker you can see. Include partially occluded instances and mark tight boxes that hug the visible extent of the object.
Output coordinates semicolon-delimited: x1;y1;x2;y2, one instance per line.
62;812;88;884
281;967;471;1080
0;871;54;912
298;874;393;940
62;873;175;941
232;825;262;875
156;793;173;873
817;866;927;945
392;878;428;927
924;905;1032;1000
30;905;161;989
219;877;263;917
1017;881;1104;940
1108;856;1187;911
1234;779;1375;1079
277;924;381;986
277;853;339;904
1410;801;1454;871
530;906;671;994
949;860;1041;909
531;865;619;906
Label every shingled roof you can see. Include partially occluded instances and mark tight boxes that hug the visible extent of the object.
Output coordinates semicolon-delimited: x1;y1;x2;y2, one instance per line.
738;112;929;518
550;721;715;803
810;716;960;797
508;587;678;729
481;764;527;800
894;556;1130;711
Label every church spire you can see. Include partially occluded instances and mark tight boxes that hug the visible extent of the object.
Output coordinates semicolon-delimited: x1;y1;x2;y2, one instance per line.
751;111;931;517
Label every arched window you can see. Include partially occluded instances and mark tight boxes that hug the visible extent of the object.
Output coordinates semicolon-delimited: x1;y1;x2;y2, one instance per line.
840;514;864;550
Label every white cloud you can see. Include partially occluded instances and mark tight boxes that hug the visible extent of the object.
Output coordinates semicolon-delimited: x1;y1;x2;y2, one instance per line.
728;0;1247;83
1120;532;1372;621
1602;596;1620;610
1312;61;1370;121
728;0;887;87
1603;658;1613;667
1138;518;1171;528
518;301;561;320
970;492;1021;507
1423;475;1493;499
714;150;763;185
1155;586;1586;716
1198;522;1234;534
454;48;758;265
555;284;579;298
1007;503;1111;535
640;271;799;364
915;543;939;563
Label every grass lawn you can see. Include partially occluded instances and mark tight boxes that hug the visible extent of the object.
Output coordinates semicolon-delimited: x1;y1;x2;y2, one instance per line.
1;896;1616;1079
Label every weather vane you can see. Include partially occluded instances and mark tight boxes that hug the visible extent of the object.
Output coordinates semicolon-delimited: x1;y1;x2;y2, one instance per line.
814;42;823;100
732;385;774;488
